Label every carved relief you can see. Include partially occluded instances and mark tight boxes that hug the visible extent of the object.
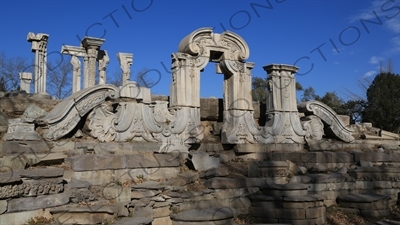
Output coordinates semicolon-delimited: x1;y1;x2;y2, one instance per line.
298;101;354;143
38;85;120;141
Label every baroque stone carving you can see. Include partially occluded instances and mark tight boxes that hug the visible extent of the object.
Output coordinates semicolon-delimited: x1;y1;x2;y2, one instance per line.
37;84;120;140
298;101;355;143
35;28;355;153
87;100;202;153
0;178;63;199
301;115;324;141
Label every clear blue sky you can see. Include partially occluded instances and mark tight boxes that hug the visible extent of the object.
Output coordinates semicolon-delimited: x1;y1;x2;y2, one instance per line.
1;0;399;100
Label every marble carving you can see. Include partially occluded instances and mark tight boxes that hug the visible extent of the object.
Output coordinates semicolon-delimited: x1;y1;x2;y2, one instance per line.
36;27;354;153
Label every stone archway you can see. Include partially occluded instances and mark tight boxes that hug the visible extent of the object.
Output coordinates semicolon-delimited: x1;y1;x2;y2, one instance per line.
170;28;264;144
170;27;253;112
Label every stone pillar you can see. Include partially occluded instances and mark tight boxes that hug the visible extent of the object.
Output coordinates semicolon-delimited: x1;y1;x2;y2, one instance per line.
81;37;105;88
27;32;49;94
98;50;109;85
70;56;81;93
262;64;306;144
117;52;133;86
61;45;86;93
19;72;32;93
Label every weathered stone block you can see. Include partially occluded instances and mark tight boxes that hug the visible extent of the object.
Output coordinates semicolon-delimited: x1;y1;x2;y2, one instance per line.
219;150;236;163
191;152;220;172
205;178;246;189
71;168;180;185
2;141;50;155
114;217;154;225
337;193;390;210
249;206;276;218
126;153;181;168
354;152;391;162
214;187;258;199
0;200;7;214
249;195;282;208
171;207;235;224
276;208;306;219
0;171;21;184
0;209;52;225
50;207;115;225
280;217;326;225
131;190;160;199
305;206;326;219
7;193;69;212
18;168;64;179
153;206;170;218
178;171;199;184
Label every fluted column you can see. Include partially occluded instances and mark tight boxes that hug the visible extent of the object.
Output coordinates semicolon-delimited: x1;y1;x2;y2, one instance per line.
27;32;49;94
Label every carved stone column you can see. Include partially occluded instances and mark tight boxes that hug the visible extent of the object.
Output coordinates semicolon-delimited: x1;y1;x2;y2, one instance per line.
27;32;49;94
170;52;202;108
116;52;133;86
81;37;105;88
61;45;86;93
263;64;306;144
19;72;32;93
70;56;81;93
98;50;109;85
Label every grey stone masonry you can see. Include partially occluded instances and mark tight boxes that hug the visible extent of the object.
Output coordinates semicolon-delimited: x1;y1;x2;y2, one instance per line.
171;207;235;225
337;194;391;217
7;193;69;213
66;153;181;171
348;167;400;181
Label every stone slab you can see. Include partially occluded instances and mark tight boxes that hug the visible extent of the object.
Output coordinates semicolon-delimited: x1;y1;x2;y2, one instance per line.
0;200;6;214
114;217;153;225
354;152;391;162
205;177;246;189
0;172;21;184
191;152;220;172
67;153;181;172
337;193;390;201
71;168;180;185
234;143;304;153
0;208;52;225
171;207;235;221
17;168;64;179
1;141;51;155
7;193;69;212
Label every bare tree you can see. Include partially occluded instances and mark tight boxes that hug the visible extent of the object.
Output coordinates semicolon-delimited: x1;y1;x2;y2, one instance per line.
0;51;30;91
46;57;72;99
135;67;157;88
107;66;123;87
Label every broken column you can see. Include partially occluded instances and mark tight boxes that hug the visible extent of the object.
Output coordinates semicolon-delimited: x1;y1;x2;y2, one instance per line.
117;52;133;85
70;56;81;93
263;64;306;144
19;72;32;93
27;32;49;94
98;50;109;85
81;37;105;88
61;45;86;93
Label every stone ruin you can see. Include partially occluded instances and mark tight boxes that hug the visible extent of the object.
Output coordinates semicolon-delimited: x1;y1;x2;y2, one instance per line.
0;27;399;225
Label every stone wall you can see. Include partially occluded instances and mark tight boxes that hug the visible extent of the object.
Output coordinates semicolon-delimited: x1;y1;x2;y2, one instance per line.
0;139;399;224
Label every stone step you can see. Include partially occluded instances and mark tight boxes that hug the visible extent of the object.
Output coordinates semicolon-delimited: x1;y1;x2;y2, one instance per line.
49;206;116;225
170;207;235;225
65;153;181;171
337;193;391;217
113;217;153;225
261;183;309;197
